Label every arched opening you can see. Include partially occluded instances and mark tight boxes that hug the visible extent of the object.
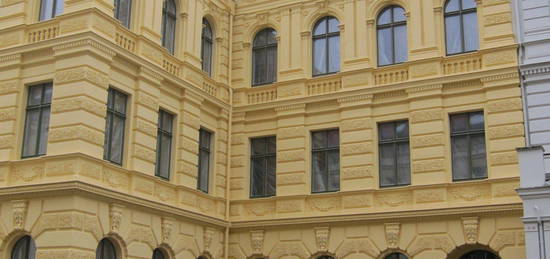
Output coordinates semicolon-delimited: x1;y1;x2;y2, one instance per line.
312;16;340;76
459;250;499;259
153;248;167;259
11;235;36;259
96;238;117;259
384;253;408;259
447;244;500;259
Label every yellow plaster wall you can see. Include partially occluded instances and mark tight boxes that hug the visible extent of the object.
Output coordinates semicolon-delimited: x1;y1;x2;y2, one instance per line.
0;0;526;258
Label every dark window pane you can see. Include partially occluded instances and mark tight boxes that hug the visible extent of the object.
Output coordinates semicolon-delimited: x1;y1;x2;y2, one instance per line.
379;143;396;186
266;156;276;196
267;29;277;44
40;0;54;20
252;138;266;155
110;116;125;164
451;113;468;133
463;12;479;52
328;17;339;33
379;122;395;141
393;7;406;22
153;249;165;259
251;158;266;196
115;0;132;28
452;135;469;180
462;0;477;9
445;15;462;55
327;130;339;147
267;137;276;154
156;111;173;179
312;131;326;149
378;27;393;66
328;150;340;191
469;112;484;130
54;0;63;16
23;110;40;157
445;0;460;12
114;92;127;113
267;46;277;83
198;149;210;191
394;25;408;63
378;8;392;25
312;152;327;192
254;31;267;47
38;107;51;155
28;86;43;106
313;18;327;35
396;121;409;138
328;36;340;73
397;142;410;185
470;134;487;178
313;38;327;75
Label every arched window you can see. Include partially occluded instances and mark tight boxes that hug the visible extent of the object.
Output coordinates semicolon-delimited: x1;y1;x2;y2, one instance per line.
444;0;479;55
96;238;117;259
377;6;407;66
161;0;177;54
202;18;214;76
152;248;165;259
460;250;498;259
114;0;132;28
252;28;277;86
317;256;335;259
39;0;64;21
312;16;340;76
385;253;408;259
11;236;36;259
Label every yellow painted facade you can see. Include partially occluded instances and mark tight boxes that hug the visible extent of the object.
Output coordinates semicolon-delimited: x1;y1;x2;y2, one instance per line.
0;0;525;258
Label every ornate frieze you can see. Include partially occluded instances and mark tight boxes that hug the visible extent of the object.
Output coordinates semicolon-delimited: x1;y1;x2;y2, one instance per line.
250;230;264;254
314;227;330;252
109;204;124;233
12;200;27;230
462;217;479;244
385;223;400;249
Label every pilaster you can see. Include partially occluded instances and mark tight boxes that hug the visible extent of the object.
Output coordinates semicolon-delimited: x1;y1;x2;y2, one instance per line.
48;40;114;159
215;108;230;198
64;0;114;18
407;85;446;185
129;67;162;175
337;94;374;191
275;103;307;196
176;90;203;189
229;111;246;199
0;54;22;161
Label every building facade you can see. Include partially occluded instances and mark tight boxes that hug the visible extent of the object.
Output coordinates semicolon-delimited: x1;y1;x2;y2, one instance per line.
512;0;550;258
0;0;526;259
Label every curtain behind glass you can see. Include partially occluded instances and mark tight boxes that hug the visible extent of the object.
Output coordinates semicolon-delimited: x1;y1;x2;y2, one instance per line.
115;0;132;28
252;29;277;86
40;0;63;21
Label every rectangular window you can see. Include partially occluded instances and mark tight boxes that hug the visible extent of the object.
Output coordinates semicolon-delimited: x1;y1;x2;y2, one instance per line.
451;111;487;181
311;129;340;193
39;0;64;21
250;136;276;198
155;110;173;180
378;121;410;187
22;83;53;158
114;0;132;28
104;88;127;165
197;128;212;193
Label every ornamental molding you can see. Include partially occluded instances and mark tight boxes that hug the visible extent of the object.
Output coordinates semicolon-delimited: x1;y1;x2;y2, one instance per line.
406;84;443;94
0;53;22;65
337;94;373;105
12;200;27;230
139;66;164;83
480;72;519;83
385;223;400;249
314;227;330;252
250;230;264;255
52;39;116;58
109;203;124;234
54;66;109;89
204;227;215;252
521;65;550;76
274;103;306;112
462;217;479;244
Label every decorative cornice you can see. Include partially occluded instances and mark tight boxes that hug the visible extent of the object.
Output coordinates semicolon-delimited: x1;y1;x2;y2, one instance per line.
337;94;373;104
480;72;519;83
53;39;116;58
406;84;443;94
274;103;306;112
521;66;550;76
0;53;22;64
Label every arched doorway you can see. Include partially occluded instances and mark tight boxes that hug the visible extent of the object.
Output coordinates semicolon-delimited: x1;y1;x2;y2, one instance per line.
459;250;498;259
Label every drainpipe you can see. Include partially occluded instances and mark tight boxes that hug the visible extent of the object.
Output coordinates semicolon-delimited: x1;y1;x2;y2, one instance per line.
224;8;235;259
534;205;546;259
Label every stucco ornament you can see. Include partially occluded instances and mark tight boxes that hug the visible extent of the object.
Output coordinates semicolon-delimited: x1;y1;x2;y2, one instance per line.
204;227;215;252
161;217;174;243
462;217;479;244
315;227;330;252
109;203;124;233
250;230;264;254
12;200;28;230
385;223;400;249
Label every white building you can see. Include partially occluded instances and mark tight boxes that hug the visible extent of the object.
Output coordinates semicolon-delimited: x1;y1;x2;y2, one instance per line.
513;0;550;258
